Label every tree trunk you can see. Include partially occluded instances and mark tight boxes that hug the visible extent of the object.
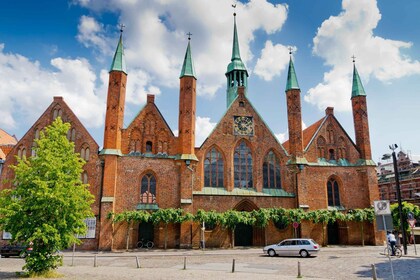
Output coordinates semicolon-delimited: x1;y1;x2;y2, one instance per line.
361;222;365;246
164;224;168;250
125;221;132;251
231;228;235;248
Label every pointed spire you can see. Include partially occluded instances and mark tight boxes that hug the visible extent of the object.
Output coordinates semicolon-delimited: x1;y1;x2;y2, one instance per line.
180;33;196;79
351;58;366;98
285;50;299;91
231;13;241;61
110;27;127;74
226;13;247;73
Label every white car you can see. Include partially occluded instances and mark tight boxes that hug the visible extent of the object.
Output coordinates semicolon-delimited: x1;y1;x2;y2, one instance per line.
263;238;320;258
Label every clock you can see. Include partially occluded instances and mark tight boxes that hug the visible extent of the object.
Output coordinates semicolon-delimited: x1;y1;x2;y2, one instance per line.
233;116;253;136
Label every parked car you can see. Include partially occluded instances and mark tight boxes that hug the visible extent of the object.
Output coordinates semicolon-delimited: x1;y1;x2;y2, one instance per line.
263;238;320;257
0;244;32;258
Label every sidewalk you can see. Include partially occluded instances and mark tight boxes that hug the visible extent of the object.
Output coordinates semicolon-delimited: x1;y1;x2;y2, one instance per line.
1;245;420;279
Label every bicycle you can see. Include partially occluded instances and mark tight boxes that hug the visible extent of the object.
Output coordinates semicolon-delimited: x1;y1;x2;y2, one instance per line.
136;239;154;249
383;244;402;258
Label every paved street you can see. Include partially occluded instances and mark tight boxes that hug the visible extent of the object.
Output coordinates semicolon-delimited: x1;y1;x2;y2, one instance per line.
1;245;419;279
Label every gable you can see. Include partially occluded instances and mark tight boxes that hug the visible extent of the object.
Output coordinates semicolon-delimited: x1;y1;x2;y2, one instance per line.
304;114;360;163
121;96;176;155
198;88;288;161
0;96;100;188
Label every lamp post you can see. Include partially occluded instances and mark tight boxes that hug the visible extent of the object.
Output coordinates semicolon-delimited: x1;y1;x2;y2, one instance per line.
389;144;408;255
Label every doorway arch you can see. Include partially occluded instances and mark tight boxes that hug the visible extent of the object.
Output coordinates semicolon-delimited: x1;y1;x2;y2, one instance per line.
232;199;264;246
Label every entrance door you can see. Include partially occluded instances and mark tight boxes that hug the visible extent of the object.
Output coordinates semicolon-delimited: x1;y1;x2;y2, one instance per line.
327;221;339;245
138;222;154;243
235;223;253;246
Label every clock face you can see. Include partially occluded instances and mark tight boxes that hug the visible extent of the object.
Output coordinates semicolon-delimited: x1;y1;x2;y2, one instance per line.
234;116;253;136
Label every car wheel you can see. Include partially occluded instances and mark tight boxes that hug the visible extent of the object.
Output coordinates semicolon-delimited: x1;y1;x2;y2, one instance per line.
299;250;309;258
268;249;276;257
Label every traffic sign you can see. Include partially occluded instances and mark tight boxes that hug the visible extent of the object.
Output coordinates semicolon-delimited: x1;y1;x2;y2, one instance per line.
292;222;299;229
408;219;416;228
374;200;391;215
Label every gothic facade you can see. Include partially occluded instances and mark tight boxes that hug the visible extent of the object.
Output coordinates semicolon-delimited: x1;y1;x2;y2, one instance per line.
0;14;381;250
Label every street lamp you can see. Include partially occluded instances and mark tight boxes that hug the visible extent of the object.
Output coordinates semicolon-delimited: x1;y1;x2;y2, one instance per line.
388;144;408;255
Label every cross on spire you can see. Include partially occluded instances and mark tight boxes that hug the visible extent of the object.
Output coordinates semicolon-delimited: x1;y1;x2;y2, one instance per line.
187;32;192;40
288;46;293;55
232;3;237;16
119;24;126;33
351;55;356;63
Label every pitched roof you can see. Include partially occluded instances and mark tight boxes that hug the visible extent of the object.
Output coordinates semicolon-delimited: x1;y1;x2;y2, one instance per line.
0;128;17;146
282;118;324;152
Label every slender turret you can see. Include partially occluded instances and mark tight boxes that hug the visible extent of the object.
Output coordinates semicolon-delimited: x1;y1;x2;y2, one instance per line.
225;12;248;107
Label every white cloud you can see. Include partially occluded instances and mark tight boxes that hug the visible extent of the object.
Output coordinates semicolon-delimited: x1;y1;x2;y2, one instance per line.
254;41;294;81
195;116;217;146
306;0;420;112
275;132;287;143
0;44;105;130
75;0;288;98
77;15;113;56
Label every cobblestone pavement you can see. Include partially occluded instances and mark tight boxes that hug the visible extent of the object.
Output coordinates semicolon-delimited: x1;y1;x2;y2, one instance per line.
1;245;419;279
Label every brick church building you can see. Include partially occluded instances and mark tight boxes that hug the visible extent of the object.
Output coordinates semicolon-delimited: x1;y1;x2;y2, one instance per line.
1;13;381;250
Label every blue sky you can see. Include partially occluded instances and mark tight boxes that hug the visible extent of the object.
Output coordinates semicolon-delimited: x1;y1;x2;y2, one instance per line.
1;0;419;163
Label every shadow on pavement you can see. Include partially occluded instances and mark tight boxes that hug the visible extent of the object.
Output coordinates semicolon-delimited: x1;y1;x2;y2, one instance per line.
355;257;420;280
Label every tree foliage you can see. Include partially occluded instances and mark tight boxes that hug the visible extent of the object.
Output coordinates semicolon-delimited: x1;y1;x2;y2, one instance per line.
0;118;94;274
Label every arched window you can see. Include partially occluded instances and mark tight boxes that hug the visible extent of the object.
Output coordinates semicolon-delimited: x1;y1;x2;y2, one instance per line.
81;172;88;184
204;147;224;187
329;149;335;160
234;141;253;189
263;151;282;189
80;144;90;161
146;141;153;153
140;173;156;204
317;136;326;158
327;178;341;207
18;146;26;159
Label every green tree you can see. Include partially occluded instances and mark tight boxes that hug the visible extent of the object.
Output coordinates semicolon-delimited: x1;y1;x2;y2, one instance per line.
347;208;374;246
391;202;420;235
194;209;222;229
151;208;188;249
0;118;94;275
111;210;151;250
220;210;253;248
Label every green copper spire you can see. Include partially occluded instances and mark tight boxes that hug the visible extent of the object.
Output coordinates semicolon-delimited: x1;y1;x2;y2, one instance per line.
351;62;366;98
110;33;127;74
180;35;196;79
226;13;248;73
285;55;300;91
226;12;248;107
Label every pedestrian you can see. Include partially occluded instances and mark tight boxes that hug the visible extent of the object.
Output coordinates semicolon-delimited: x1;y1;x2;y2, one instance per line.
387;231;397;256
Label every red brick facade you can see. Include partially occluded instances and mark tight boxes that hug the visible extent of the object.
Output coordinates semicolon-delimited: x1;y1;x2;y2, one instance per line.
0;26;382;250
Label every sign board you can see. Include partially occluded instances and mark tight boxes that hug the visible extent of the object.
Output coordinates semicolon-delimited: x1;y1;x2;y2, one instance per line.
374;200;391;215
408;219;416;228
292;222;299;229
376;215;393;231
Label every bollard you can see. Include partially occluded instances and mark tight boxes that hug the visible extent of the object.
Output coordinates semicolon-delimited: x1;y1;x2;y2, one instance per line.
297;261;302;278
371;264;377;280
183;257;187;270
232;259;235;273
94;255;98;267
71;243;75;266
136;256;140;268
